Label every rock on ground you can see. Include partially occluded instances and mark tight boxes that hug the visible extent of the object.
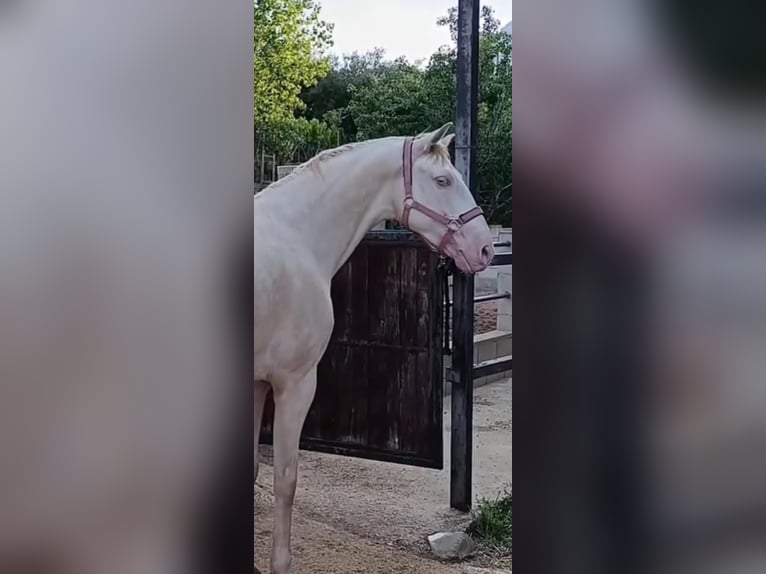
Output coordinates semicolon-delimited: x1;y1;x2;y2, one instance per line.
428;531;476;560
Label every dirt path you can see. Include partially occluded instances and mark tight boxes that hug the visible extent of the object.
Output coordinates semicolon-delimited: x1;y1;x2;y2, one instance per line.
255;378;512;573
256;486;465;573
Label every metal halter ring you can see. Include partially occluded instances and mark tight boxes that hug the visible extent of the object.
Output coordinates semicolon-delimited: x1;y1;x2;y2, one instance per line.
446;219;462;232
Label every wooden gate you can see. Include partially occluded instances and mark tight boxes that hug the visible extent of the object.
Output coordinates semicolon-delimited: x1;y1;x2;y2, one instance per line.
260;231;445;469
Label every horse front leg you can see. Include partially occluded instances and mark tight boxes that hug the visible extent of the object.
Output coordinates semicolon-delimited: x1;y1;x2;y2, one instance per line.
254;380;272;574
254;379;271;483
270;368;316;574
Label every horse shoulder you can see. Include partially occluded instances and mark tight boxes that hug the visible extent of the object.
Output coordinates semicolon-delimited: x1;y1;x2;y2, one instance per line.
272;254;333;342
254;241;333;383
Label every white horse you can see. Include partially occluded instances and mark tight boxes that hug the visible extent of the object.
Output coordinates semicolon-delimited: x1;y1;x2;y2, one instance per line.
254;123;495;573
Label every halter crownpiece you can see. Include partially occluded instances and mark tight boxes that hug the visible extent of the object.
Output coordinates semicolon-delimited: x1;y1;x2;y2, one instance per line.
401;137;484;253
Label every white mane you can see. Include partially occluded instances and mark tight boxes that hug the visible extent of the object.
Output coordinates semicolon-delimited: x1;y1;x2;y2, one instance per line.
261;140;373;192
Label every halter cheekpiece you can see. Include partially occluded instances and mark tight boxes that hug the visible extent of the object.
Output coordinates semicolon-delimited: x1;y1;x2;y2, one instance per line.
400;137;484;253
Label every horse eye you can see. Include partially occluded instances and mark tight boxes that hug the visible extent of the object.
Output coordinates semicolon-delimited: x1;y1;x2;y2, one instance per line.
435;176;451;187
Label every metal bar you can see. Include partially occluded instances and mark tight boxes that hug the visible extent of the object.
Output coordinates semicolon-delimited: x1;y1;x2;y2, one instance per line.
491;252;513;266
473;291;510;304
493;241;511;247
447;291;511;306
473;355;513;379
443;267;452;355
431;256;447;471
450;0;480;513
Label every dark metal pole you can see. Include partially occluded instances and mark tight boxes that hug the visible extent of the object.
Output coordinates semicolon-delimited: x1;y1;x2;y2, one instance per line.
450;0;480;512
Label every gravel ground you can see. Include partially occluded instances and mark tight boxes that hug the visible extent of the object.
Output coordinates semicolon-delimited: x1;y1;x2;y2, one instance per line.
255;379;512;573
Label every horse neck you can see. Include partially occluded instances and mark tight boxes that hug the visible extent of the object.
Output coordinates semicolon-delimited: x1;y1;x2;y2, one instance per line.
261;141;401;280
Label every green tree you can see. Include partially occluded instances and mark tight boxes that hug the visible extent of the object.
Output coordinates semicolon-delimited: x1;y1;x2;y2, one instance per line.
253;0;334;126
300;48;394;143
259;117;338;163
346;58;430;140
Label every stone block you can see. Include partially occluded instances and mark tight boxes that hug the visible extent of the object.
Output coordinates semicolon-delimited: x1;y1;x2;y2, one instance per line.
497;336;512;357
476;339;497;363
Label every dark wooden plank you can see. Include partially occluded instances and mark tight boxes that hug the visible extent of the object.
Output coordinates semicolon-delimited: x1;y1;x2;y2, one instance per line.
369;242;398;450
349;244;370;443
331;244;365;443
364;348;398;450
396;247;417;454
382;245;402;451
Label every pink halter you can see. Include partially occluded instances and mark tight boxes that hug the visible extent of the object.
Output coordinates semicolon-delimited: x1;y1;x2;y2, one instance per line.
400;137;484;254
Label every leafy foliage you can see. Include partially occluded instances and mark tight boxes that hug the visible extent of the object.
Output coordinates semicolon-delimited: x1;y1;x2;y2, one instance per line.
437;4;504;40
259;116;339;163
301;49;403;143
253;0;334;126
347;59;431;140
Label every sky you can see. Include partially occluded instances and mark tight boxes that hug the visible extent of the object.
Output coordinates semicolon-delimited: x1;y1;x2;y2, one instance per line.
319;0;512;64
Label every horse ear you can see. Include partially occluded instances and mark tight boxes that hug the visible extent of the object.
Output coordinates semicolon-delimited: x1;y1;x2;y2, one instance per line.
418;122;454;154
429;122;453;145
440;133;455;147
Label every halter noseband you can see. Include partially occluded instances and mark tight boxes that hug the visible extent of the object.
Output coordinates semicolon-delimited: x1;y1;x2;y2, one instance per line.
400;137;484;253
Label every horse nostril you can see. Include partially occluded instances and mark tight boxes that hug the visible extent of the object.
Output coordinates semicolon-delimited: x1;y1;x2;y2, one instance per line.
481;244;492;263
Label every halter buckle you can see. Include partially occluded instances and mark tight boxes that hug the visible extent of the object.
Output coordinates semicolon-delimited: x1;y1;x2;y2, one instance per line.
403;196;415;207
446;218;462;232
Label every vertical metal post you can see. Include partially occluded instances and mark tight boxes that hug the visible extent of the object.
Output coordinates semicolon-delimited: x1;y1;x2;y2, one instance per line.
450;0;480;512
260;147;265;184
